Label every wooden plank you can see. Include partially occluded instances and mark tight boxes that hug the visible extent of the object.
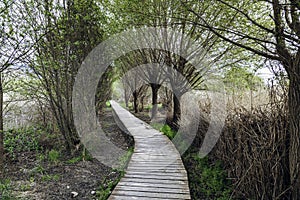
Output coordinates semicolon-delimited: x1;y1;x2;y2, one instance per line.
123;174;187;181
110;190;191;199
117;181;188;189
114;186;189;194
109;101;191;200
124;168;188;174
126;171;186;177
117;177;187;185
109;195;179;200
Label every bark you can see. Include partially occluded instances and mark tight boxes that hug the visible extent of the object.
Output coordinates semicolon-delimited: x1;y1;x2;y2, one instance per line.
124;88;129;108
172;94;181;131
133;91;138;113
0;73;3;177
151;84;160;119
287;69;300;199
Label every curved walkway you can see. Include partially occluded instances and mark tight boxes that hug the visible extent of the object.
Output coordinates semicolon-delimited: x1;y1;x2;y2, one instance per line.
109;101;191;200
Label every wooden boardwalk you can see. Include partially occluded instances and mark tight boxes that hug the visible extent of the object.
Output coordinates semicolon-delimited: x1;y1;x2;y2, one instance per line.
109;101;191;200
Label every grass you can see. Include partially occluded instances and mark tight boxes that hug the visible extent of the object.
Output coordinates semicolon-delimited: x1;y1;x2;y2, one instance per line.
185;154;232;200
151;123;177;140
48;149;60;164
66;149;93;164
160;124;176;139
0;179;16;200
4;126;42;159
41;174;60;182
96;172;124;200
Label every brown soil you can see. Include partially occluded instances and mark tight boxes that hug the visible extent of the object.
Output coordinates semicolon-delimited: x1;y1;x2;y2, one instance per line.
2;108;133;200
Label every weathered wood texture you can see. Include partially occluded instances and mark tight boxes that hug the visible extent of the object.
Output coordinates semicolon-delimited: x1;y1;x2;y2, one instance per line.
109;101;191;200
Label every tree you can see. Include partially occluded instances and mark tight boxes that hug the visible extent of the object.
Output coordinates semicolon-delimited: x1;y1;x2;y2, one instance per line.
117;54;150;113
24;0;105;152
183;0;300;198
0;0;33;175
224;66;263;108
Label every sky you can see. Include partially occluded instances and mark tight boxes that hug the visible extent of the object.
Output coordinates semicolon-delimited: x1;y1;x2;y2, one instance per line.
256;67;275;84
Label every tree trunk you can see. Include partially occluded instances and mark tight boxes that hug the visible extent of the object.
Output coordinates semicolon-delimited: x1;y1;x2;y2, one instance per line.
133;91;138;113
151;84;160;119
287;72;300;199
0;73;3;177
124;88;129;108
172;94;181;131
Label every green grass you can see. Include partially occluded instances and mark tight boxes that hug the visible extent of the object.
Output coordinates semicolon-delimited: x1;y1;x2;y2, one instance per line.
186;154;232;199
151;123;177;140
0;179;17;200
4;126;42;158
48;149;60;164
160;124;176;139
66;149;93;164
41;174;60;182
96;172;124;200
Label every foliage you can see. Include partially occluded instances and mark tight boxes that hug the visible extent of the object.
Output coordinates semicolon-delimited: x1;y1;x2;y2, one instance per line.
66;150;93;164
224;67;263;92
66;156;82;164
150;122;164;131
186;154;232;200
41;174;60;182
22;0;106;151
160;124;176;140
0;179;16;200
105;101;111;107
96;174;123;200
48;149;60;164
4;126;42;158
29;164;45;177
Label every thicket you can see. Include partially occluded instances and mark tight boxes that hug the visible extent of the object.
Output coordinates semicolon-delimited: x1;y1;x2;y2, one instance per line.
190;85;289;199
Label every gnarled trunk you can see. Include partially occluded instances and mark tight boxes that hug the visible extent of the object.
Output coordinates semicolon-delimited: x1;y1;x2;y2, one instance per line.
287;70;300;199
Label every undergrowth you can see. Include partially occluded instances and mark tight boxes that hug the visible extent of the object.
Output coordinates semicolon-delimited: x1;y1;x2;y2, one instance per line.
0;179;16;200
4;126;42;159
152;122;232;199
184;153;232;200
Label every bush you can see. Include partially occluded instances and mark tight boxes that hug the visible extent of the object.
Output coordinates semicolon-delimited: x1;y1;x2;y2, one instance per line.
213;106;290;199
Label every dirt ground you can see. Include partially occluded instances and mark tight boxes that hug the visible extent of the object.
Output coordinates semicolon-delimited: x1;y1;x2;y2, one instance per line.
2;108;133;200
